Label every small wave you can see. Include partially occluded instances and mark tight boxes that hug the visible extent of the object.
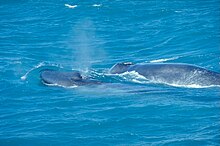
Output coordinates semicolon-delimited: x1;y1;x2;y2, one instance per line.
175;10;182;13
64;4;77;9
153;37;174;48
149;56;179;63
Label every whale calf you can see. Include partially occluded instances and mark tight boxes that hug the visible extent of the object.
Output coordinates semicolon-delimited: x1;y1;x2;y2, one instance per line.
40;69;101;87
109;62;220;86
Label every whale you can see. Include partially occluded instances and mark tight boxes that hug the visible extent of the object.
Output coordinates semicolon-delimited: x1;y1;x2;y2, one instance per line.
40;69;101;87
109;62;220;86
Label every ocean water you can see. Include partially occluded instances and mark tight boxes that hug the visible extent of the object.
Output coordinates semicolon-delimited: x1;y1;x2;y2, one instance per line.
0;0;220;145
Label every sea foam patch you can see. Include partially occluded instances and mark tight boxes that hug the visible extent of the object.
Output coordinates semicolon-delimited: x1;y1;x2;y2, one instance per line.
65;4;77;9
92;4;102;7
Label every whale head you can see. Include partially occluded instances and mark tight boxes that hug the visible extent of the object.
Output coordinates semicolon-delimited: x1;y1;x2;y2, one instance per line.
40;70;83;86
109;62;134;74
70;71;83;81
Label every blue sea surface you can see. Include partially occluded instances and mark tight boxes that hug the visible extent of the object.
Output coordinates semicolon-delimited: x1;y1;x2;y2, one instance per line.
1;0;220;145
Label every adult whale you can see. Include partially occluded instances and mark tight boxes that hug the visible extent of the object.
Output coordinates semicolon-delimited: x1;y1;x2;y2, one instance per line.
109;62;220;86
40;69;101;87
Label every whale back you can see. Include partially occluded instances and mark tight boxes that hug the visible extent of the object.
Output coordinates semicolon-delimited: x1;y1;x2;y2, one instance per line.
130;63;220;86
40;70;102;87
110;63;220;86
109;62;134;74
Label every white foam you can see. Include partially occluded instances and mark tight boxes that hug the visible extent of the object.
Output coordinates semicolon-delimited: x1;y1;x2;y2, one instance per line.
65;4;77;9
120;71;146;80
20;76;26;81
92;4;102;7
21;62;45;81
42;81;78;88
150;56;179;63
117;71;151;84
167;83;220;88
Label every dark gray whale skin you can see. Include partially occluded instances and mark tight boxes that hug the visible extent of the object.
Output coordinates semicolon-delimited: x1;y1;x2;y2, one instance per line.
40;69;101;87
109;62;220;86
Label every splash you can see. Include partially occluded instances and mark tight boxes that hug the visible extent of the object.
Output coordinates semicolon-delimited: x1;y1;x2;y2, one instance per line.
21;62;45;81
118;71;150;84
21;62;63;81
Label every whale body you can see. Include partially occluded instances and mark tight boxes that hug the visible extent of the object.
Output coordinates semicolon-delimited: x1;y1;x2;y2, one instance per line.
40;70;101;87
109;62;220;86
